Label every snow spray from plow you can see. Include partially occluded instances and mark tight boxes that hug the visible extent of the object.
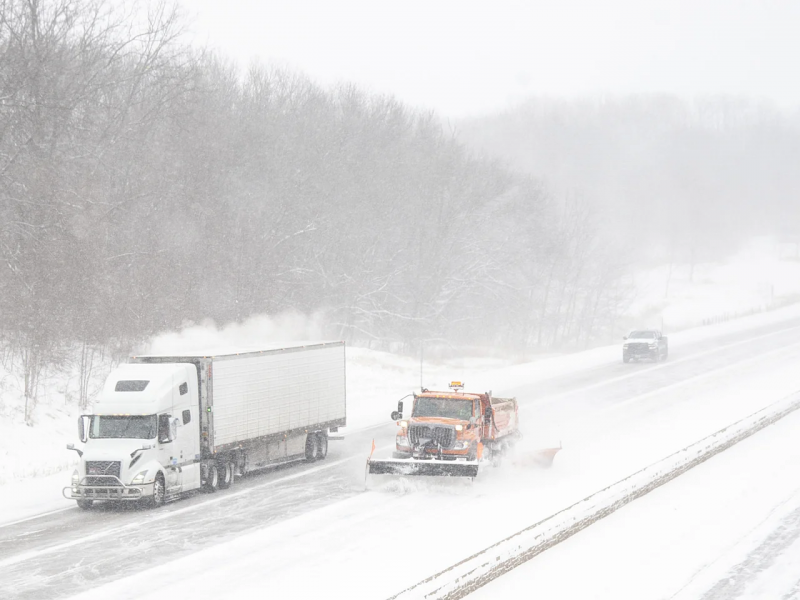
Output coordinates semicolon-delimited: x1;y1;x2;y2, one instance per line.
388;390;800;600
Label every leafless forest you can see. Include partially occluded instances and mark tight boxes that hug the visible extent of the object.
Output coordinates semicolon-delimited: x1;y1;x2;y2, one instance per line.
2;0;799;417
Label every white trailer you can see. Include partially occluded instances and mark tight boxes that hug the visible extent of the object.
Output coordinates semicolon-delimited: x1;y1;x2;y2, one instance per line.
64;342;346;509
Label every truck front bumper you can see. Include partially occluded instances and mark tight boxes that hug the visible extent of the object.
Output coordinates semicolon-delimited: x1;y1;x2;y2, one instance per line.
63;476;153;502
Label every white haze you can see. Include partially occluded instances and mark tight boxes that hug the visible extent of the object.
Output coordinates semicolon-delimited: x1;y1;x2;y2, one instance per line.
186;0;800;118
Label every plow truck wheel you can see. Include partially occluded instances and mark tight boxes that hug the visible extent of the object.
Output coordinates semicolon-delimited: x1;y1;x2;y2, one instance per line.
315;432;328;460
76;499;93;510
204;464;219;493
218;462;234;489
490;445;504;467
467;443;478;462
305;433;319;462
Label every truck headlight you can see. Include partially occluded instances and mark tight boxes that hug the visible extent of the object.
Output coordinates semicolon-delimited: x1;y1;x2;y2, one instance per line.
453;440;470;450
131;470;149;484
649;343;658;348
623;344;629;349
396;436;409;448
71;469;80;486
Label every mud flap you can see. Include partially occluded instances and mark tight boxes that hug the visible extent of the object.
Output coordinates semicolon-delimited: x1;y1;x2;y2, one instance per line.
367;458;480;478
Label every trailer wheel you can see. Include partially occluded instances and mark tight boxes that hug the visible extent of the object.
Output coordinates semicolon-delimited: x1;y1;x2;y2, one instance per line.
76;499;93;510
218;462;234;489
304;434;319;462
315;432;328;460
204;464;219;492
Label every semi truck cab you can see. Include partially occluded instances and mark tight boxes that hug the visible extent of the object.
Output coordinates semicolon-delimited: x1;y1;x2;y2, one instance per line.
65;362;201;508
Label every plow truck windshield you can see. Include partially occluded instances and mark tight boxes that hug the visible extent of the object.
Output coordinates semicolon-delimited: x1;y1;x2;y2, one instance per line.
412;397;474;420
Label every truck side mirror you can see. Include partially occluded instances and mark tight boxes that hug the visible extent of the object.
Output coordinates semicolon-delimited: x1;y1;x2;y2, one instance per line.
158;414;173;443
66;443;83;458
484;406;492;420
391;400;404;421
77;416;89;443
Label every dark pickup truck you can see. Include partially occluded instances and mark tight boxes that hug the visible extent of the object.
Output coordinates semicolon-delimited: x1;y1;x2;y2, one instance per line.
622;330;668;363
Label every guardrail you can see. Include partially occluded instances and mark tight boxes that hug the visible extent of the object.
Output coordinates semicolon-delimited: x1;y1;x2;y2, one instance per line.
389;390;800;600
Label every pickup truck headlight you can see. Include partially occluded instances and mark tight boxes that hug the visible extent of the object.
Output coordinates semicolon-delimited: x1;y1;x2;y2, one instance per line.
623;344;630;349
453;440;470;450
396;436;409;449
648;342;658;348
131;470;149;484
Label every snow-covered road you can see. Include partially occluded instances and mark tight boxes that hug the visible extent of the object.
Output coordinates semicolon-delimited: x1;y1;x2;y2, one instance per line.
469;387;800;600
3;312;800;600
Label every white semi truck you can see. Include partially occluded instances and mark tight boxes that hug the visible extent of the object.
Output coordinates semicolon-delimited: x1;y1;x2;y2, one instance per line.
63;341;346;509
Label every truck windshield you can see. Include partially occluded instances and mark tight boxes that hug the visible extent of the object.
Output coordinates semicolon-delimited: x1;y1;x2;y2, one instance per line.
413;397;473;420
629;331;656;339
89;415;157;439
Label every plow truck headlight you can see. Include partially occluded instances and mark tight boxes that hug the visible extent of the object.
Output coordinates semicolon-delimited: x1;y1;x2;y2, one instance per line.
455;424;463;431
131;470;149;484
71;469;80;488
396;435;409;449
453;441;470;450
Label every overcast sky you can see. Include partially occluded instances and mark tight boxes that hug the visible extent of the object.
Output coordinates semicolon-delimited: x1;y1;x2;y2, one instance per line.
185;0;800;118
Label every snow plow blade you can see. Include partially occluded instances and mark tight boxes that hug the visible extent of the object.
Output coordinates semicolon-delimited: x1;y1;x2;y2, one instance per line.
534;446;561;468
368;458;480;478
513;445;562;469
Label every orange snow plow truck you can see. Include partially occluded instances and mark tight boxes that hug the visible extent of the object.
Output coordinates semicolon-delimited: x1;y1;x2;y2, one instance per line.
368;382;558;478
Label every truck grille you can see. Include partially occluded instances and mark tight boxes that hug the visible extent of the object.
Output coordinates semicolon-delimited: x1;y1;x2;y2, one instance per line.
627;343;651;354
408;424;455;449
86;461;121;486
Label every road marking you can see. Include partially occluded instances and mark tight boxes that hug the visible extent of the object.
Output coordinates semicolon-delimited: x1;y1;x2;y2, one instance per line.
1;507;73;529
531;324;800;408
597;340;800;416
0;444;395;569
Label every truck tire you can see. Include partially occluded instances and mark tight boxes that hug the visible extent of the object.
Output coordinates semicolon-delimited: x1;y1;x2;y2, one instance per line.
315;432;328;460
304;434;319;462
490;445;503;467
203;464;219;492
623;353;630;363
76;499;93;510
467;443;478;461
218;462;234;489
145;473;166;508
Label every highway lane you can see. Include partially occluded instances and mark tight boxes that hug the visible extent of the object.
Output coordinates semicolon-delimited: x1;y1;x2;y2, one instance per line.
469;384;800;600
3;316;800;600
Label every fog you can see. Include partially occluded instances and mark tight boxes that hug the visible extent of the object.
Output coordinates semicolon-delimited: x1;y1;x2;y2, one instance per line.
1;0;798;416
